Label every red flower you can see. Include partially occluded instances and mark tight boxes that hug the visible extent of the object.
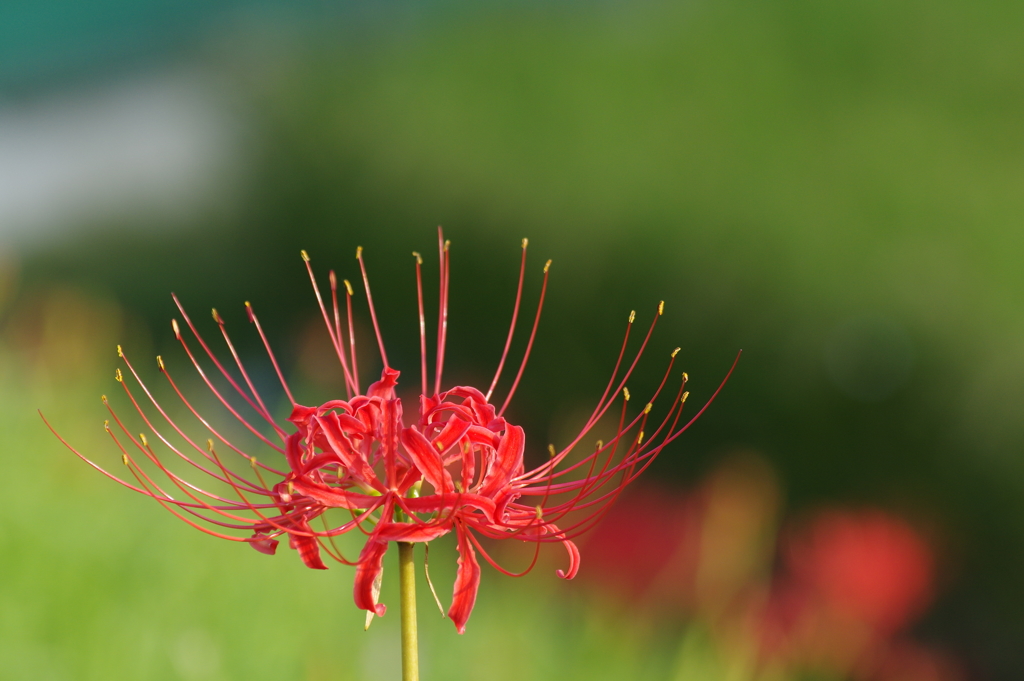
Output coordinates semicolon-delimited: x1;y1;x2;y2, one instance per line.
46;229;737;634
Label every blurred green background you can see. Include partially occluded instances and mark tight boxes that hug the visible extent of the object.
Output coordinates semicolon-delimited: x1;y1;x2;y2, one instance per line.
2;1;1023;679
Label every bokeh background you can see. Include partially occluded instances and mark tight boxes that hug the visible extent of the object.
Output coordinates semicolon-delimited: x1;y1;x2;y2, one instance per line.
2;1;1023;679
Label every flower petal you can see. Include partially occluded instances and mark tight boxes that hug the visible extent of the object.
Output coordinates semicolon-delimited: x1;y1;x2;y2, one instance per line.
249;535;279;555
556;538;581;580
400;426;454;493
477;424;525;499
447;528;481;634
290;479;381;511
353;539;389;616
374;518;454;543
289;520;328;570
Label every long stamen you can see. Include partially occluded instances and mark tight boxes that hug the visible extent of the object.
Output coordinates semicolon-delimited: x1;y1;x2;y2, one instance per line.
498;259;551;416
302;251;358;394
413;252;428;396
170;296;285;438
211;309;287;441
434;229;450;395
169;320;285;455
486;238;528;402
245;301;297;406
343;279;360;392
330;270;352;400
356;246;390;369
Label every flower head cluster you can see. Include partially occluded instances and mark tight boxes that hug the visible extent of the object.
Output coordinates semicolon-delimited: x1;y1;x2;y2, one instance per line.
47;230;737;633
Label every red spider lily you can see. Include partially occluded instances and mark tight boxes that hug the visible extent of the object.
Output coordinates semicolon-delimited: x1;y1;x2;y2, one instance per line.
45;229;738;634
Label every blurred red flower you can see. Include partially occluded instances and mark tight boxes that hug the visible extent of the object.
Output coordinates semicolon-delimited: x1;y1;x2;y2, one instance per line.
783;509;934;635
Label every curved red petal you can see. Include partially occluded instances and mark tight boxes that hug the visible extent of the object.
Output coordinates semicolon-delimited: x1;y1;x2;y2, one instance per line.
447;527;482;634
477;424;524;499
353;539;389;616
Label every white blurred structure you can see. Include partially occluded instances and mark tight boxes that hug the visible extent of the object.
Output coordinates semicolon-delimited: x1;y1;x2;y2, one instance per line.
0;70;242;250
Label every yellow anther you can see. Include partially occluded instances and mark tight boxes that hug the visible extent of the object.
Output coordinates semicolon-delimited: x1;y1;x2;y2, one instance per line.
543;259;552;273
623;387;631;401
116;344;123;357
681;391;690;404
628;310;636;324
356;246;363;259
637;431;645;445
140;433;148;447
682;372;689;383
287;481;295;495
658;301;665;315
250;456;258;469
671;347;680;358
244;301;252;309
548;444;556;458
211;308;222;323
344;279;354;296
535;505;543;519
454;481;464;493
171;319;181;338
101;395;108;404
300;249;310;262
104;419;110;430
412;251;423;264
522;238;528;249
596;439;604;451
436;441;444;451
207;439;215;452
444;240;451;252
644;403;652;414
156;355;164;370
121;454;129;466
115;368;123;383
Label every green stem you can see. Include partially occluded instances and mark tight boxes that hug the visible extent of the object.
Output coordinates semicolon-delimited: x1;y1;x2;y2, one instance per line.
398;541;419;681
